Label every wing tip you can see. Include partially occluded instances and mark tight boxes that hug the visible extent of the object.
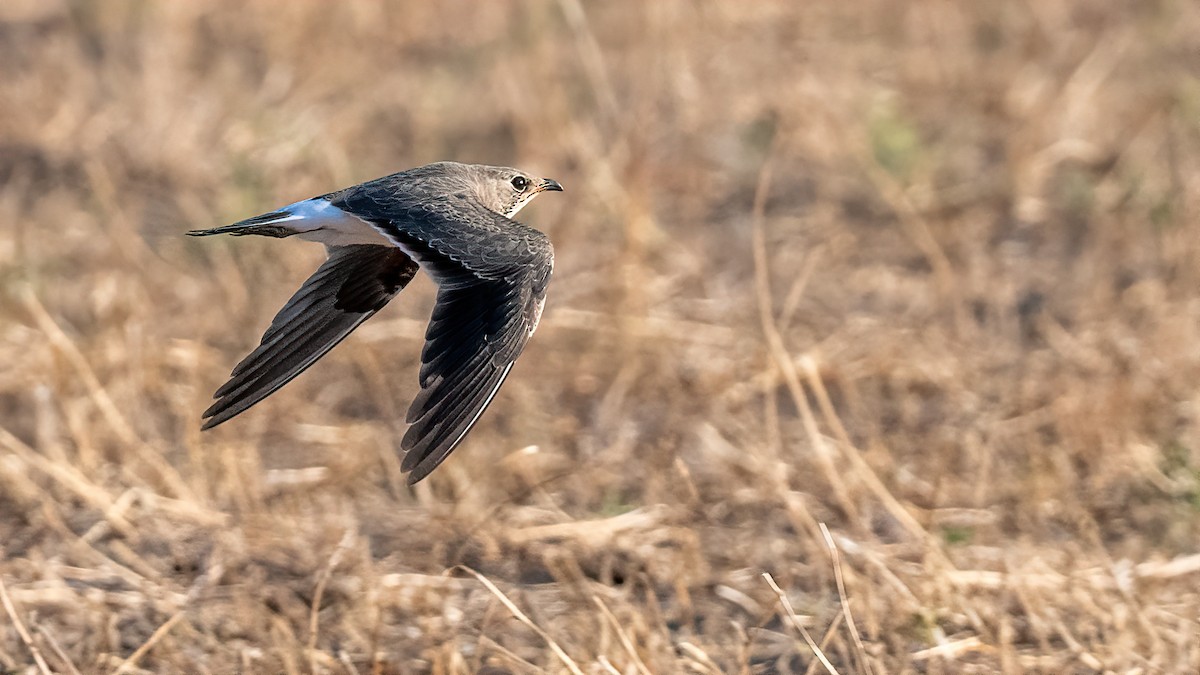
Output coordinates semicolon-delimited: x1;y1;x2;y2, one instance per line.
405;465;432;485
398;427;449;484
398;361;517;482
200;392;254;430
400;440;464;486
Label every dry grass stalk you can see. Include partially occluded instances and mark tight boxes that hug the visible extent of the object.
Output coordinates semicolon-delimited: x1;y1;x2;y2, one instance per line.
0;575;52;675
110;610;187;675
457;566;585;675
35;625;83;675
819;523;874;675
591;595;653;675
762;572;838;674
307;528;356;671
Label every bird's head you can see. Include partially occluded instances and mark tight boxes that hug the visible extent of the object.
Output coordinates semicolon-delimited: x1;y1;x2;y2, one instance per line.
452;163;563;218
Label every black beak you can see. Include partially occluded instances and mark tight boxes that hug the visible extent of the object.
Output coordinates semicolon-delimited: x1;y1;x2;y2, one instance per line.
539;178;564;192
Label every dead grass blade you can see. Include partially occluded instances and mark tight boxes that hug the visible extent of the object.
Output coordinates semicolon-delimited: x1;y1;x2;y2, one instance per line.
677;641;723;675
749;152;862;527
456;566;585;675
820;523;875;675
801;358;935;546
110;610;188;675
36;626;83;675
476;635;544;674
910;636;987;661
555;0;621;130
804;612;845;675
307;528;356;670
591;595;653;675
596;655;622;675
761;572;838;675
0;574;53;675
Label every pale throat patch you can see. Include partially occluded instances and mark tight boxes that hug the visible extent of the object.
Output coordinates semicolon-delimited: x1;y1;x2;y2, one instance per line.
506;194;536;218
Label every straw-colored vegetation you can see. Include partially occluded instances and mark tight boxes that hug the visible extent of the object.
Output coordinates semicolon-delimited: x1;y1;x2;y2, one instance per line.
2;0;1199;672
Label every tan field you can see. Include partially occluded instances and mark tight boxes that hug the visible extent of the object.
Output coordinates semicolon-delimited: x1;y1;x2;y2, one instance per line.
1;0;1199;672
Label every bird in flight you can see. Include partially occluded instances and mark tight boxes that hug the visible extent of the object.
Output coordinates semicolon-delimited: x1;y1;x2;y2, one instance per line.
188;162;561;484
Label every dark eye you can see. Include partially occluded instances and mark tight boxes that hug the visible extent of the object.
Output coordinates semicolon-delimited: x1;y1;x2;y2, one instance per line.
511;176;529;192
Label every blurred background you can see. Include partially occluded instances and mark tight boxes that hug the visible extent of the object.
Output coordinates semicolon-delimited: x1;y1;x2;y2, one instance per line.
1;0;1199;672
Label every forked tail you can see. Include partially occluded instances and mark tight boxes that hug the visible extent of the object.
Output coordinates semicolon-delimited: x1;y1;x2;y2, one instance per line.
186;210;300;238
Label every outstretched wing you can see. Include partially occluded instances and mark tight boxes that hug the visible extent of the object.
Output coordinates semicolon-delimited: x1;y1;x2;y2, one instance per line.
355;202;553;484
399;265;546;483
201;244;418;429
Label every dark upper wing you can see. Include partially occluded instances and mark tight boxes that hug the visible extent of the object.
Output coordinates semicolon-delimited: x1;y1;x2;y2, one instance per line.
347;199;553;484
201;244;418;429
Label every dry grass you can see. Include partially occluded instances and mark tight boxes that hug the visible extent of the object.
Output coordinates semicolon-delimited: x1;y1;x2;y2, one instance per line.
1;0;1199;672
